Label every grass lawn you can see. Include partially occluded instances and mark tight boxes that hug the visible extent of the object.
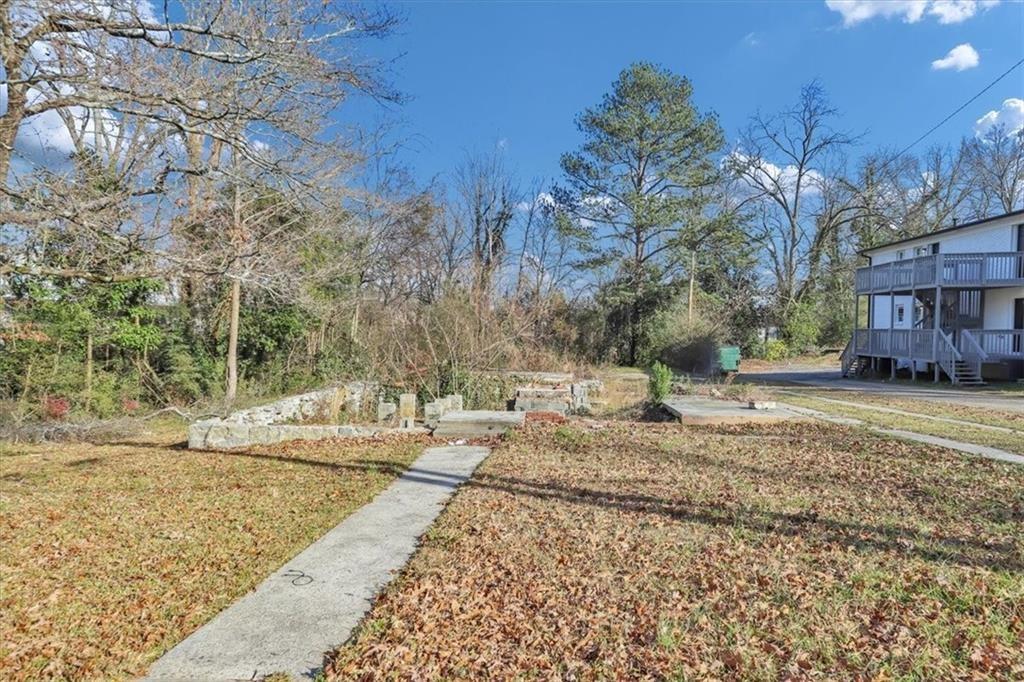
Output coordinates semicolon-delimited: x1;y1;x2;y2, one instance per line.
780;389;1023;431
0;420;427;680
779;394;1024;456
330;421;1024;680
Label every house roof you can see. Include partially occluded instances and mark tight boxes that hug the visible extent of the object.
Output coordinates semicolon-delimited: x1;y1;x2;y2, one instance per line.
859;208;1024;256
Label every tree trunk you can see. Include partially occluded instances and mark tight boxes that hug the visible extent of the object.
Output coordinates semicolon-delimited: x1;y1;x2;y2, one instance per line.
225;278;241;405
688;251;696;324
628;303;638;367
0;85;26;184
225;152;242;405
84;331;93;413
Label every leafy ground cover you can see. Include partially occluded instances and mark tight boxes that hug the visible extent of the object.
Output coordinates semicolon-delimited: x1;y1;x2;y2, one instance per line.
330;421;1024;680
780;389;1023;431
779;394;1024;456
0;420;427;680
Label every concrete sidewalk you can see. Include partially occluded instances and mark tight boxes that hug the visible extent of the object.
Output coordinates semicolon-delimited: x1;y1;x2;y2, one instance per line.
147;445;491;681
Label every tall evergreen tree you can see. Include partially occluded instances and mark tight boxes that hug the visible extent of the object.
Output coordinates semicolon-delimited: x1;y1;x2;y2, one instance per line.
559;62;725;365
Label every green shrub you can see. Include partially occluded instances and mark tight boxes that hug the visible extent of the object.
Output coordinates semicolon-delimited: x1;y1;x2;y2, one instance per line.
761;339;791;362
644;304;721;373
783;301;820;354
648;361;673;404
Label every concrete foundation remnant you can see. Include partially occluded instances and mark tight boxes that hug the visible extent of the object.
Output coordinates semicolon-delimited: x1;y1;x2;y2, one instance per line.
377;401;397;425
433;410;526;438
398;393;417;420
424;402;444;428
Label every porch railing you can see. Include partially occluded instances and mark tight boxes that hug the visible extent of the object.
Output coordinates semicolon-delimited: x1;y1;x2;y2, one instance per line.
849;328;1022;363
855;252;1024;293
968;330;1024;358
853;329;937;360
960;329;988;362
935;331;964;384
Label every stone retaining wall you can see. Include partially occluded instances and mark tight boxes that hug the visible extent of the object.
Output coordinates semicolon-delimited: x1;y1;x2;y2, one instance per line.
188;382;381;449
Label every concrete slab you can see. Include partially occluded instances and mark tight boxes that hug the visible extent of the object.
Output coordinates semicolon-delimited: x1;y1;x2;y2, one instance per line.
661;396;804;425
432;410;526;438
146;446;491;681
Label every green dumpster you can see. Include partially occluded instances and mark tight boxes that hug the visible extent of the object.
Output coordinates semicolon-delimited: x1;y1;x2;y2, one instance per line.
715;345;741;375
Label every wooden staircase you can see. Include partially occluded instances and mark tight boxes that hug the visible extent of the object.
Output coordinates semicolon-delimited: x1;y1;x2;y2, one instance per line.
951;359;986;386
844;355;869;377
840;339;865;378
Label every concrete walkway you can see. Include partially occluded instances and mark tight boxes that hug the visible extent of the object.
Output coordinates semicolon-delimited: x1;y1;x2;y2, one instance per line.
780;403;1024;465
147;445;491;681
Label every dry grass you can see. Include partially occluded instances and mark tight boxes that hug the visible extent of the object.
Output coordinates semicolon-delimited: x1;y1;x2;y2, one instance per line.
779;394;1024;456
0;419;427;680
330;421;1024;680
592;368;649;415
790;389;1024;431
740;352;842;373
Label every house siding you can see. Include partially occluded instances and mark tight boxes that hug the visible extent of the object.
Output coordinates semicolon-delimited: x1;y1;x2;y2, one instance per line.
870;294;916;329
868;219;1019;265
984;287;1024;329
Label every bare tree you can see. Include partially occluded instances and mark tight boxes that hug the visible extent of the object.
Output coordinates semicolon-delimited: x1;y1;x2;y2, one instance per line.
452;151;520;300
2;0;400;404
964;125;1024;216
1;0;397;273
730;82;859;314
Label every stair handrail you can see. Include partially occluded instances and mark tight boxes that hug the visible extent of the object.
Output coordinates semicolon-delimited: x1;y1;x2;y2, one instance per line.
936;330;962;383
841;337;855;376
960;329;988;362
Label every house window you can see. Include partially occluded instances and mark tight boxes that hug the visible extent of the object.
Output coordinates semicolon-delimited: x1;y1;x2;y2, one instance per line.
896;304;905;324
897;250;905;260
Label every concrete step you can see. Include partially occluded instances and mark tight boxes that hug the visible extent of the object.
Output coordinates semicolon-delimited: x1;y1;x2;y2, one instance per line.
514;399;569;414
432;410;526;438
515;387;571;399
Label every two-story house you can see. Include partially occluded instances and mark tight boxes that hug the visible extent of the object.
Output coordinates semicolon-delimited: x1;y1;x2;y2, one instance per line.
842;209;1024;385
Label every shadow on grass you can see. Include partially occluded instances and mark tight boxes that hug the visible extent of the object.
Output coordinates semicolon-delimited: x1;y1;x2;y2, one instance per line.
102;439;189;450
467;472;1024;573
204;451;472;490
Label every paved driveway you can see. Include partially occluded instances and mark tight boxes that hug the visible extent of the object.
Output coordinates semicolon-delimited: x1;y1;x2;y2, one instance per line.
739;365;1024;413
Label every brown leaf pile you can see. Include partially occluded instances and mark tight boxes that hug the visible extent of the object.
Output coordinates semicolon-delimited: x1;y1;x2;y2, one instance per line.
329;420;1024;680
0;425;427;680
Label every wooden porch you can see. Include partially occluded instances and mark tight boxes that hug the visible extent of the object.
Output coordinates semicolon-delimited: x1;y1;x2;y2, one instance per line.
842;329;1024;385
855;252;1024;294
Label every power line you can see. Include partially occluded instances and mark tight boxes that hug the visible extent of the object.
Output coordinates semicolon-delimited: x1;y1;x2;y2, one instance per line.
885;56;1024;169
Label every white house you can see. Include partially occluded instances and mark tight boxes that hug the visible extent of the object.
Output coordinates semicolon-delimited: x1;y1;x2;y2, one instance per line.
843;209;1024;384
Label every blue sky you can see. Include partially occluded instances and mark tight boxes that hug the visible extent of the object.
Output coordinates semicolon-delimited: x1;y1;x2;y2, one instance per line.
343;0;1024;187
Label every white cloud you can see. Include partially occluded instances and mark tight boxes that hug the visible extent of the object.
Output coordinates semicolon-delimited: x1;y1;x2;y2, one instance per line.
516;191;555;212
8;0;159;170
825;0;998;26
742;31;761;47
974;98;1024;136
931;43;980;71
930;0;999;23
826;1;927;26
729;151;824;202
